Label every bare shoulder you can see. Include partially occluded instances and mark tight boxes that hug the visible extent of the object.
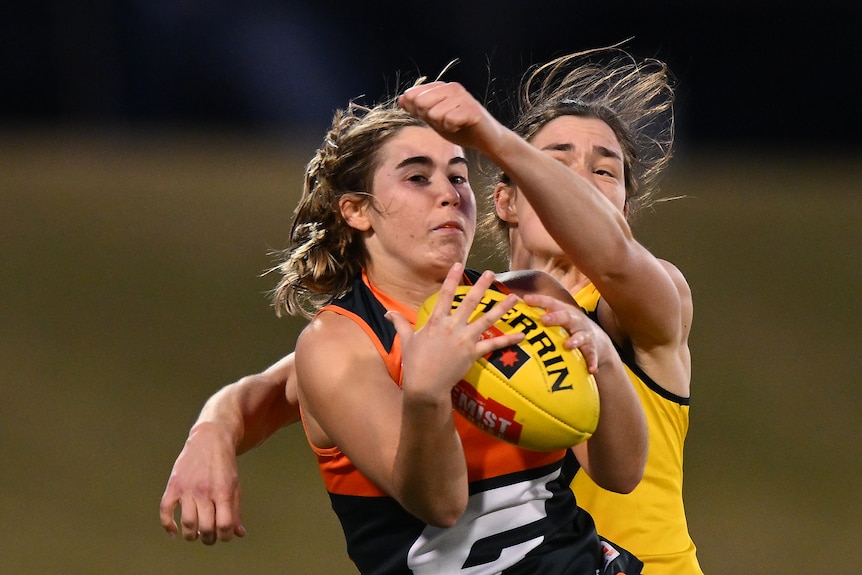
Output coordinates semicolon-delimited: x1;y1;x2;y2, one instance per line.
295;310;389;448
659;259;691;296
658;259;693;331
296;311;379;383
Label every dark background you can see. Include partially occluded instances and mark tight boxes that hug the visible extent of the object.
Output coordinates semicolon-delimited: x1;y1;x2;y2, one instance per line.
4;1;862;148
2;2;861;574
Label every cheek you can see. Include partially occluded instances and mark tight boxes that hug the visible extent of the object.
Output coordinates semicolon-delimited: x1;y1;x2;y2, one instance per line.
603;184;627;212
465;203;477;228
460;194;478;230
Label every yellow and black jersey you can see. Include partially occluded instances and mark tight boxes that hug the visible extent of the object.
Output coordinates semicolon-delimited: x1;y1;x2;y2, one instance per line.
572;284;703;575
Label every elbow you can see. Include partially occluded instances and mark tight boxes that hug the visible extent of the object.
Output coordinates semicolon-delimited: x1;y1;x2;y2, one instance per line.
585;425;649;494
611;462;645;494
424;496;468;528
594;458;645;495
408;491;467;528
612;431;649;495
426;509;463;529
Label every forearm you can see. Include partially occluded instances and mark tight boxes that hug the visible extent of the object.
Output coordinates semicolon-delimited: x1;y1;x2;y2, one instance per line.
582;360;648;493
392;393;468;527
193;355;299;455
492;129;683;340
488;131;635;275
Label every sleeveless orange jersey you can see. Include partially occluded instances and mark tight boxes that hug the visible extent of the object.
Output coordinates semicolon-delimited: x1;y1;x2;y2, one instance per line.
301;271;610;574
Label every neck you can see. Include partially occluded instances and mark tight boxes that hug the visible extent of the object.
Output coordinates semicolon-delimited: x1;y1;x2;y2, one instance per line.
509;252;589;295
364;262;448;311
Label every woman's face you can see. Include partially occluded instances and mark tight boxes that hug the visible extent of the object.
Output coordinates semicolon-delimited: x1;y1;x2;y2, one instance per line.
356;126;476;280
501;115;627;260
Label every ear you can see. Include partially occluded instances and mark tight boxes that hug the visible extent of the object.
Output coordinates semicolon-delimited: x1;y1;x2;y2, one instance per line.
339;194;372;231
494;182;519;224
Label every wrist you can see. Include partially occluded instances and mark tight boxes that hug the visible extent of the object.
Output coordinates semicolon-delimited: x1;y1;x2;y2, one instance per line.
188;419;242;450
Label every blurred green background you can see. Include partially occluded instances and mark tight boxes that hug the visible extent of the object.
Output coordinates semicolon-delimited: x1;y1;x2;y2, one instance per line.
2;128;860;574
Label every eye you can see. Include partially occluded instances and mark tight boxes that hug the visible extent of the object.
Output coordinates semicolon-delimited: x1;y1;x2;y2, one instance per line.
407;173;430;184
594;163;622;181
449;174;468;185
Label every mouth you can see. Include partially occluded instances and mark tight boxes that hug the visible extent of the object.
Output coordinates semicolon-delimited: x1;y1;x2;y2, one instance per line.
434;221;464;233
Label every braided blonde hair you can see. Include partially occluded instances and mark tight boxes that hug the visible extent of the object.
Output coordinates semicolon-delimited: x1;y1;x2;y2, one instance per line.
271;98;425;318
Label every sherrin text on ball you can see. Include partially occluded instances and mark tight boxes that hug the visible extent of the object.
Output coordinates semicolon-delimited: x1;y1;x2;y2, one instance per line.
416;285;600;452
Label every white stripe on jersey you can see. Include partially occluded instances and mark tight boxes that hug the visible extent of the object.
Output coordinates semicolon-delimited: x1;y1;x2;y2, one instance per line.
406;466;561;574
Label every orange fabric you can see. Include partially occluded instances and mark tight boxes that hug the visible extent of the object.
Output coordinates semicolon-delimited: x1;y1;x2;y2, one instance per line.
306;271;564;496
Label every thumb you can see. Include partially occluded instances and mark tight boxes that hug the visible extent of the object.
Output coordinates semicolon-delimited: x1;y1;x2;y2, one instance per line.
384;310;414;343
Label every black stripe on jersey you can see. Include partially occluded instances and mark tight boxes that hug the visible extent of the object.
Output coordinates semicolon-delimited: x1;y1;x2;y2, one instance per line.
467;457;567;495
464;516;549;568
463;268;484;285
331;275;398;353
501;506;601;575
585;307;690;406
464;458;588;571
560;448;582;486
329;492;425;575
328;269;499;354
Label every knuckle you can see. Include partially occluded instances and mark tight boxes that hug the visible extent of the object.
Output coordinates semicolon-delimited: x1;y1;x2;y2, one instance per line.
181;518;197;530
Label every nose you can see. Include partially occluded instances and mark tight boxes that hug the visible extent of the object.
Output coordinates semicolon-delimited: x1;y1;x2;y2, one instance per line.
571;164;599;187
570;161;590;179
440;184;461;207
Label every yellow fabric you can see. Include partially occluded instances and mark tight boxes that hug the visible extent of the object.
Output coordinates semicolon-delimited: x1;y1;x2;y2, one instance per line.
572;283;704;575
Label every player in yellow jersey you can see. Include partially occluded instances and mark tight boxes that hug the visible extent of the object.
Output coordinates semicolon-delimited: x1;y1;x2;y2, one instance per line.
161;46;703;575
471;47;701;575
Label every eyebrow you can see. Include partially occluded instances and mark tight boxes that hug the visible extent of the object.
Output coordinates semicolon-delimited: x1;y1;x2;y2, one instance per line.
539;143;623;162
394;156;469;170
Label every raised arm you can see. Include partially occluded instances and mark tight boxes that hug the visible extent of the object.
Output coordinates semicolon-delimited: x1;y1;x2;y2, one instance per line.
400;82;692;396
489;132;689;384
159;354;299;544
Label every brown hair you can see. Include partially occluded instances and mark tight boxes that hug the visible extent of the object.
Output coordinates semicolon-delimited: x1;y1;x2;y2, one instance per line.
271;98;425;318
481;46;676;252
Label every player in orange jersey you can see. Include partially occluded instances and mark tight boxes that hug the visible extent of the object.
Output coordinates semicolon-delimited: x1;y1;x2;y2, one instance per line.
162;85;647;574
163;45;701;575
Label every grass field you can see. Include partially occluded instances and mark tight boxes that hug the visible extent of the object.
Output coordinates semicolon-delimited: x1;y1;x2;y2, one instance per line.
2;128;860;574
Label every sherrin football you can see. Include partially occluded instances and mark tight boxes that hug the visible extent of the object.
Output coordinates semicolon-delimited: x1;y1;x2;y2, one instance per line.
415;285;600;452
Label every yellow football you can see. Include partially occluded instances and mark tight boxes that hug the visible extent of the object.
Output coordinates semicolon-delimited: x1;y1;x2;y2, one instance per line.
416;285;600;452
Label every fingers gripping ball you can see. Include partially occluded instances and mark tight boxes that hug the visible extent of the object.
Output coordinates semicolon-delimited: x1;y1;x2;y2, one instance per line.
416;286;600;452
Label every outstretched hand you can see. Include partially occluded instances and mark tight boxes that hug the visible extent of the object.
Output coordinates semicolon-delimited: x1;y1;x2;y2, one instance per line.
386;263;525;398
159;422;245;545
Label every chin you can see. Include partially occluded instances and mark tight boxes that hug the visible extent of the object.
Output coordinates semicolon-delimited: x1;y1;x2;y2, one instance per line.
428;253;466;275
